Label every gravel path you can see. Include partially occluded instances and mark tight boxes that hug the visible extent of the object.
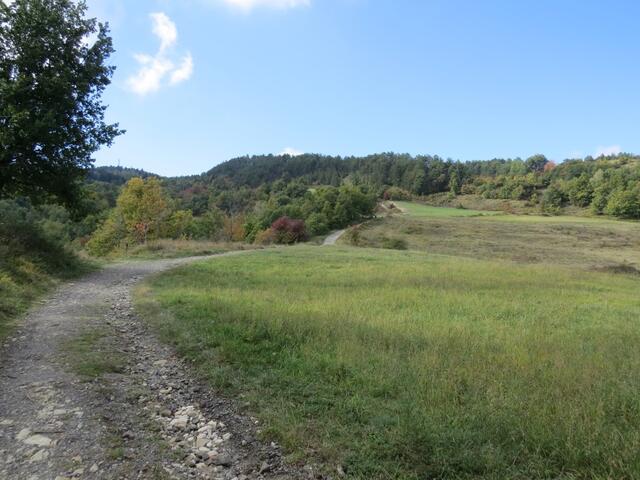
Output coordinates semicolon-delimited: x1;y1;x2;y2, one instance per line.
0;254;313;480
322;230;346;246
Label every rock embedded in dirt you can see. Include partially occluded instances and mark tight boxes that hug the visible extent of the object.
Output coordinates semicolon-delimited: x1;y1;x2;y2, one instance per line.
23;434;53;447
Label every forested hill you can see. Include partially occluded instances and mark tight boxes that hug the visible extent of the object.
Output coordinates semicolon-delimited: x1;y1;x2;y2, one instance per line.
205;152;640;190
203;153;640;215
87;166;158;185
90;152;640;220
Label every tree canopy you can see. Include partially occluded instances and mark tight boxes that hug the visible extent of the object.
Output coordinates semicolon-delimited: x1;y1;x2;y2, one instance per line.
0;0;122;206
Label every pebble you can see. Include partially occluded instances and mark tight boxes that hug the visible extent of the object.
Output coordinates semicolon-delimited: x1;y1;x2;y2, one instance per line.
24;435;52;447
29;450;49;462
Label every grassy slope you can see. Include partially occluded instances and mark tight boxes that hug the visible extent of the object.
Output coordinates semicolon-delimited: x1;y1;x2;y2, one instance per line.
138;246;640;479
356;202;640;271
0;243;92;342
108;239;257;260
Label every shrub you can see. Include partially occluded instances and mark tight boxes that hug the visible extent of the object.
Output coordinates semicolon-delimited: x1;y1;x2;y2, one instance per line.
344;226;362;246
165;210;195;239
271;217;307;244
86;210;126;256
540;184;566;214
605;188;640;218
305;212;329;236
254;228;277;245
0;200;88;334
383;187;412;201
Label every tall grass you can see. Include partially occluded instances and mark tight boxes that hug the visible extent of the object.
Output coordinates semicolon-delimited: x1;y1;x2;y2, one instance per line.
140;247;640;479
110;239;255;260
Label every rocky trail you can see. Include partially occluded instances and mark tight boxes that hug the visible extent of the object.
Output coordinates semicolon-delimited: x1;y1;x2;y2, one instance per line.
0;255;315;480
321;230;345;246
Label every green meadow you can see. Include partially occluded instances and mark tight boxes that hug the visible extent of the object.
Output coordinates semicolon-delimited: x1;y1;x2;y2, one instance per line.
358;203;640;271
392;201;500;218
139;245;640;479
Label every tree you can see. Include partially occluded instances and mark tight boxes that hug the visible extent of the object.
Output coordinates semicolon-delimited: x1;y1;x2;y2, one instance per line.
116;177;168;243
0;0;122;206
540;183;565;214
525;154;548;174
605;187;640;219
448;170;461;195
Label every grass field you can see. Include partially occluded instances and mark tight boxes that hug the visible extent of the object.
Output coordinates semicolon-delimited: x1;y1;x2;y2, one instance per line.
138;246;640;479
392;201;501;218
353;203;640;272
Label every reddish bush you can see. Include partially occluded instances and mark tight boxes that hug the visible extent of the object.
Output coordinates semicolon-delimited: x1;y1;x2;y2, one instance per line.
271;216;307;244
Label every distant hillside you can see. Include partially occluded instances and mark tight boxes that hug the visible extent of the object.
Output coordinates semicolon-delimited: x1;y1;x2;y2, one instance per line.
87;166;159;185
90;153;640;220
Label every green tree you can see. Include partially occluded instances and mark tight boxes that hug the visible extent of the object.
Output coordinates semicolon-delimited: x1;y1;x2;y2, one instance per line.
525;154;548;174
605;188;640;219
165;210;195;239
448;170;461;195
0;0;122;206
305;212;329;236
540;183;565;214
85;209;125;256
116;177;168;243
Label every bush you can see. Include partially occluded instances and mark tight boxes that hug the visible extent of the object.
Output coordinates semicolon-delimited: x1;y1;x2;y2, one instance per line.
540;184;566;214
86;210;126;256
605;188;640;218
271;217;307;244
165;210;195;239
0;200;88;336
383;187;412;201
305;212;329;236
254;228;277;245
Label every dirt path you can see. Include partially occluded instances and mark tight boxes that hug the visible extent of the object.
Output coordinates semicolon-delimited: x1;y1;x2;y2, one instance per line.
322;230;346;246
0;255;312;480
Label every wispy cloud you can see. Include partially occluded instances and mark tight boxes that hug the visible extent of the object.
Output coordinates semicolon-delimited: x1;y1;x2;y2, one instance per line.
170;54;194;86
279;147;304;156
127;12;193;96
220;0;310;12
595;145;621;157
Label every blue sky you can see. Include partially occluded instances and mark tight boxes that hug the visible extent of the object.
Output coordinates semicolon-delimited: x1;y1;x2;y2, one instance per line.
87;0;640;176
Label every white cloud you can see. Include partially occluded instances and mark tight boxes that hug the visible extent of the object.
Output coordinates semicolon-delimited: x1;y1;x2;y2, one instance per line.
150;12;177;53
1;0;15;5
170;53;194;85
127;54;174;95
221;0;310;11
127;12;193;96
595;145;621;157
279;147;304;156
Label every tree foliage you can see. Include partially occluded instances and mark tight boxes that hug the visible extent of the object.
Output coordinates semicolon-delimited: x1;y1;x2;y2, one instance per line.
0;0;122;206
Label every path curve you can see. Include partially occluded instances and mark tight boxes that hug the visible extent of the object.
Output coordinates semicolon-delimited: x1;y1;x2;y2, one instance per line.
322;230;346;246
0;254;312;480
